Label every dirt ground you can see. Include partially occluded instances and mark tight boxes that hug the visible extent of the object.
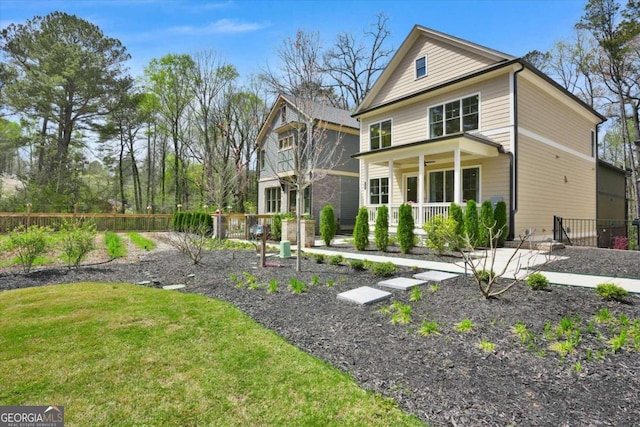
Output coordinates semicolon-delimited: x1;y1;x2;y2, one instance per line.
1;233;639;426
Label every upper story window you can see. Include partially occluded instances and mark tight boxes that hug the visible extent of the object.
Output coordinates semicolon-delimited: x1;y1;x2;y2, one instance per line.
281;105;287;123
429;94;479;138
591;130;596;157
370;119;392;150
279;135;294;151
416;56;427;79
260;149;266;170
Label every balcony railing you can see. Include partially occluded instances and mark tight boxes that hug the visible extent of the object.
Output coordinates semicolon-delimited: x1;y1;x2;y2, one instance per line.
367;203;459;227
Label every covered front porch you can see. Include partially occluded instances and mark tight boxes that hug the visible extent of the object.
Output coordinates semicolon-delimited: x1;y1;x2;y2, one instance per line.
354;133;507;228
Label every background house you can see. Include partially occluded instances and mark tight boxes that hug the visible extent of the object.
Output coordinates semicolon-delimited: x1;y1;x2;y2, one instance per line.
352;25;608;241
256;94;360;232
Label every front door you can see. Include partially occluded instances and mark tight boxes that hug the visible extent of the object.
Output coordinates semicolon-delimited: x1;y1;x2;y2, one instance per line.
406;176;418;203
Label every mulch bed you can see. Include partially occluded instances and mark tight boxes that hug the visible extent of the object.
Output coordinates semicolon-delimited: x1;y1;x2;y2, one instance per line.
1;241;639;426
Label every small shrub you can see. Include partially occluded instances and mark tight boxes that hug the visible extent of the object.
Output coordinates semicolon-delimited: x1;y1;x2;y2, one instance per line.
267;279;278;294
464;199;479;248
397;203;415;254
494;201;508;247
313;253;326;264
477;340;496;353
349;259;365;271
6;225;51;273
595;283;628;301
328;254;344;266
418;321;440;336
58;219;97;269
320;205;337;246
370;261;397;277
526;272;549;290
374;205;389;251
271;213;284;241
353;207;369;251
612;235;628;250
289;278;308;294
455;319;474;332
477;269;495;283
389;302;412;325
326;279;335;287
409;287;422;302
310;275;320;286
423;214;456;255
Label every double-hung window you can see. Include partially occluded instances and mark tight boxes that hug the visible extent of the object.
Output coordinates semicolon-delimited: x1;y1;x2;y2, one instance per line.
429;95;479;138
369;178;389;205
265;187;281;213
370;120;392;150
428;167;479;203
416;56;427;78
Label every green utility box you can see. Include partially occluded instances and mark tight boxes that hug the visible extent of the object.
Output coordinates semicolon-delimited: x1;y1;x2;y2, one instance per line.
279;241;291;258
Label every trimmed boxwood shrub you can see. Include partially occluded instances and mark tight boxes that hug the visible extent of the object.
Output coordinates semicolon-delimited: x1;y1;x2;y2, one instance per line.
464;200;479;248
271;213;283;241
353;207;369;251
397;203;415;254
596;283;628;301
526;272;549;290
449;202;464;247
320;205;337;246
374;205;389;252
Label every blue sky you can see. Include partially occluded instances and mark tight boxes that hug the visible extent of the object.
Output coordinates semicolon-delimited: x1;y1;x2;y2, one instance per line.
1;0;588;81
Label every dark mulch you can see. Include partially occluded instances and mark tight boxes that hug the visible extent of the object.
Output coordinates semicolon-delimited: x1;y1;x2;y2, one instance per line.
1;244;639;426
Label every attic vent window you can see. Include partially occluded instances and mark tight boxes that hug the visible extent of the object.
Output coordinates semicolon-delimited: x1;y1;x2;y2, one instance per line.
281;105;287;123
416;56;427;79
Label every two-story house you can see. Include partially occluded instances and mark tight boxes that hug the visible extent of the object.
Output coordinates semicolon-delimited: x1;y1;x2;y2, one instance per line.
352;25;607;241
256;94;360;231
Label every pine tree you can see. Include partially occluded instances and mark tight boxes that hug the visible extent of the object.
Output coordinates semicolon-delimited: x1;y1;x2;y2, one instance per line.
353;207;370;251
374;205;389;251
397;203;415;254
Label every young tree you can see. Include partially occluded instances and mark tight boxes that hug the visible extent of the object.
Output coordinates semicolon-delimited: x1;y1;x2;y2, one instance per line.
478;200;495;248
261;30;347;271
449;202;465;250
144;54;196;208
494;200;509;247
464;200;479;248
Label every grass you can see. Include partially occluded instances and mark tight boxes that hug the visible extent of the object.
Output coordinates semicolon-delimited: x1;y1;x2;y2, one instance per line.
0;283;422;427
126;232;156;250
104;232;126;258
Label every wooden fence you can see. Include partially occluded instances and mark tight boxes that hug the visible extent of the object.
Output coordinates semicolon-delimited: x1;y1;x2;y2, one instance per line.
0;212;276;237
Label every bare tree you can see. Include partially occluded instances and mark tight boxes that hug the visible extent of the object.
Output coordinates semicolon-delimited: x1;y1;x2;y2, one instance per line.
323;13;393;109
261;30;347;271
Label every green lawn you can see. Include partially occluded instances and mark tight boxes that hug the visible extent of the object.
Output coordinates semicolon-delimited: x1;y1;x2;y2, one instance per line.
0;283;423;426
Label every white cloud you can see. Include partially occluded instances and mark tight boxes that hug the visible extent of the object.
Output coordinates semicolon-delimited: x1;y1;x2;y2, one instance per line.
169;18;269;35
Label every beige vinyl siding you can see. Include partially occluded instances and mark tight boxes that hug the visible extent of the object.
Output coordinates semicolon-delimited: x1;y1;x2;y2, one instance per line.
516;134;596;238
370;35;497;109
360;75;512;151
518;78;594;157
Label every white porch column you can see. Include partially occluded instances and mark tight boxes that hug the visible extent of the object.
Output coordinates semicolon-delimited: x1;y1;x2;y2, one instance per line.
454;148;462;204
387;160;393;211
361;159;368;207
418;154;424;226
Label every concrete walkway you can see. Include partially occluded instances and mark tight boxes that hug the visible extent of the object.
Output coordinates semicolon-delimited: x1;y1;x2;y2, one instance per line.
294;240;640;295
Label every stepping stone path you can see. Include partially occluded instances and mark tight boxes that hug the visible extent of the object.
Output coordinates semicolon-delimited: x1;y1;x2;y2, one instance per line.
377;277;426;290
337;286;391;305
163;284;186;290
413;271;459;282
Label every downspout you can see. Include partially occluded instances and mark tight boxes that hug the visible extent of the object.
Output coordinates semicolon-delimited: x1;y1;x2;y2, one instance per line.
510;63;525;241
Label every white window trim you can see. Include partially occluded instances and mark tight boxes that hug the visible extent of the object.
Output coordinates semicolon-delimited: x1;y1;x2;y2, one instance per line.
368;118;393;151
278;135;294;151
427;92;481;139
402;172;419;203
415;55;427;79
369;176;389;205
426;164;482;203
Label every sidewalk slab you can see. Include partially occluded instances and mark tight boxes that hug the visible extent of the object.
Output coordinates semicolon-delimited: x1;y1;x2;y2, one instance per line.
337;286;391;305
378;277;425;290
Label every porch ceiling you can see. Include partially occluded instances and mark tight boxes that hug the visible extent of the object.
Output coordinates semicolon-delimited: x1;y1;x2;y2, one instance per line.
353;132;503;166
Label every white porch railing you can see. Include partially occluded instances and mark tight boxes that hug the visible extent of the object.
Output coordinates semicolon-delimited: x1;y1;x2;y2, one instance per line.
367;203;462;227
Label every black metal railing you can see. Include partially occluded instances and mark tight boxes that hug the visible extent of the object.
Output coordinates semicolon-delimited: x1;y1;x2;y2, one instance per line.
553;216;638;249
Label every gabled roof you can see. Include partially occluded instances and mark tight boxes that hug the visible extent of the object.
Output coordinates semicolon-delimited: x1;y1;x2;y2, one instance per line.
353;25;515;116
256;94;359;145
